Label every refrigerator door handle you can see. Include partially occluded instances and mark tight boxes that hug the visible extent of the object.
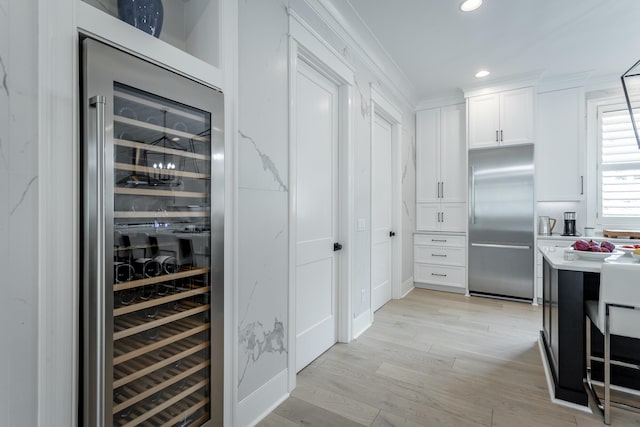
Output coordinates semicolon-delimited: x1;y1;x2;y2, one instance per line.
471;243;531;250
470;166;476;224
90;95;107;422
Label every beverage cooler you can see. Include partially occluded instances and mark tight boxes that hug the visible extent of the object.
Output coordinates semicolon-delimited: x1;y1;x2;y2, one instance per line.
80;38;224;427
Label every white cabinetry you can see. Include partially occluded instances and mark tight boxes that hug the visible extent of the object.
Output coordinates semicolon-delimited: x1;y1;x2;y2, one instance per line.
468;87;534;148
416;203;466;232
536;87;585;201
414;233;466;291
416;104;466;232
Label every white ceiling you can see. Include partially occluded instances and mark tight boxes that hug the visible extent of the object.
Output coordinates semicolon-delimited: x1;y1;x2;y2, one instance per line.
345;0;640;101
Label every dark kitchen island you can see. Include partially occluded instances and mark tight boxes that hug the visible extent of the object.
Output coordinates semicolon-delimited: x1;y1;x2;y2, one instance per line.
539;248;640;407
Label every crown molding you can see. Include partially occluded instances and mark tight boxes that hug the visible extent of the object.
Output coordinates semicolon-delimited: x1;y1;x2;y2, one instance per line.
461;70;544;98
536;70;593;93
415;91;465;111
302;0;418;109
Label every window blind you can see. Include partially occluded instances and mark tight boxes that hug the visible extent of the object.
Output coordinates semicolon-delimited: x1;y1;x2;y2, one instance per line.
601;108;640;217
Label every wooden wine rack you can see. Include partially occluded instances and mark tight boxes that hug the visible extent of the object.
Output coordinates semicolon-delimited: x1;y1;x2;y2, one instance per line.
112;267;211;426
108;86;216;426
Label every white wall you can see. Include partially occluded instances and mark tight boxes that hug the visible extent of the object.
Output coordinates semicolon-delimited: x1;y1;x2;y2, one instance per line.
0;1;40;426
236;0;416;420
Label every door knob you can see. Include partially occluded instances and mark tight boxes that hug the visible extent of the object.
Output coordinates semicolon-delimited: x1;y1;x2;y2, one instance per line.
333;242;343;251
389;231;396;237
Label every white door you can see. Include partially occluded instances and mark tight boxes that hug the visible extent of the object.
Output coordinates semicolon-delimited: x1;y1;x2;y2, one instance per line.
371;114;393;312
295;60;339;372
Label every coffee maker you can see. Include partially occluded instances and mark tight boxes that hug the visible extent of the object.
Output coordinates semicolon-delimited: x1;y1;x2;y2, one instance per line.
562;211;577;236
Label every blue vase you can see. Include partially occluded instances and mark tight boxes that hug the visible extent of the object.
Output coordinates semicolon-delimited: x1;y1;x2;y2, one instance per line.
117;0;164;38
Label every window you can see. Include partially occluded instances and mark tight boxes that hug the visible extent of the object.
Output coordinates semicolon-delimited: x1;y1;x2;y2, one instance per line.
598;104;640;220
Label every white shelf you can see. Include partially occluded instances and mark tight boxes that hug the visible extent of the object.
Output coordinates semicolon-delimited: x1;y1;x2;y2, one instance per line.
78;1;223;91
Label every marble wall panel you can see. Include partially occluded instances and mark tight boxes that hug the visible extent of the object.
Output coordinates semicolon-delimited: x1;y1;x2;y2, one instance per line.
237;0;290;402
0;1;39;426
237;188;288;400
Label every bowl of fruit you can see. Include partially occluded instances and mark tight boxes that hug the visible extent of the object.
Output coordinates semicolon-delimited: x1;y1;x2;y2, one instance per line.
567;240;623;260
618;244;640;256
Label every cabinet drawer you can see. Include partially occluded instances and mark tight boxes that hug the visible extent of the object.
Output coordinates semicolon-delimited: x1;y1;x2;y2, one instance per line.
414;246;465;266
414;263;466;288
414;233;465;247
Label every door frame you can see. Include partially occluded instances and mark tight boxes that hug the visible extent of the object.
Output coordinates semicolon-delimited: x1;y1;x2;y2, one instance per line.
287;10;355;392
370;87;403;323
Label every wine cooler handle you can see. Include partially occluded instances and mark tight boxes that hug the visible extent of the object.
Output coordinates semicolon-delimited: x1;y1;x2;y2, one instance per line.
90;95;107;424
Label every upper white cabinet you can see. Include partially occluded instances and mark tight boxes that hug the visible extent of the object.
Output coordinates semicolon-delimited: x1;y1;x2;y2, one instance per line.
468;87;534;148
416;104;466;203
536;86;585;201
416;103;466;232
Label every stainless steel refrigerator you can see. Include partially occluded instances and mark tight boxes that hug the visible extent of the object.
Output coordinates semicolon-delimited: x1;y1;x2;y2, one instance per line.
468;145;534;301
81;38;224;426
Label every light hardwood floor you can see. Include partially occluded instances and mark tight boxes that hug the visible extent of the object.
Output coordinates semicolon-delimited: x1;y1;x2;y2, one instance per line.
258;289;640;426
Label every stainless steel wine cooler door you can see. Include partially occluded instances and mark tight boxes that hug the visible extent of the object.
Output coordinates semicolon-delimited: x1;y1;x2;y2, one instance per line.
81;38;224;427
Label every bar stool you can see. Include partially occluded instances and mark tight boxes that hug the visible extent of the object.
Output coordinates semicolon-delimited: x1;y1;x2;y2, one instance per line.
585;262;640;424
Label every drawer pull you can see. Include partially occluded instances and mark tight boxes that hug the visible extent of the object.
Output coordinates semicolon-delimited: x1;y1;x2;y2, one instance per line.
431;254;447;257
431;239;447;243
431;273;447;277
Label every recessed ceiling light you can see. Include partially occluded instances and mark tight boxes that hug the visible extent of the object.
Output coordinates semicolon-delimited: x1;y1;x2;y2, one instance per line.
460;0;483;12
475;70;490;78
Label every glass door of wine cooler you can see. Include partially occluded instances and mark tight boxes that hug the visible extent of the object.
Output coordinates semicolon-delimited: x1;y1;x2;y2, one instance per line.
81;38;224;427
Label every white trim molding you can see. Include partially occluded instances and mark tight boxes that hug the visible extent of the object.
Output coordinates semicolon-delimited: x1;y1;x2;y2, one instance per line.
237;369;289;427
416;93;466;111
401;276;415;299
300;0;416;109
37;0;78;425
221;0;239;425
288;9;356;393
289;10;354;85
353;309;372;339
462;70;544;99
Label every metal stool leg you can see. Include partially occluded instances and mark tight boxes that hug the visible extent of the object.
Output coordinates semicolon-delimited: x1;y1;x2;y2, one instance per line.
605;309;611;425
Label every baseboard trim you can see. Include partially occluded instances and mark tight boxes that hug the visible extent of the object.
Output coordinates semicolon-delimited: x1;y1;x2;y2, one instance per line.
237;369;289;426
353;309;372;339
414;282;466;295
537;336;592;414
400;276;414;298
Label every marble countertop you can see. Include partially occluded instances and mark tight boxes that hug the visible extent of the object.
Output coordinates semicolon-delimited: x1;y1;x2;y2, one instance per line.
539;246;638;273
537;234;640;244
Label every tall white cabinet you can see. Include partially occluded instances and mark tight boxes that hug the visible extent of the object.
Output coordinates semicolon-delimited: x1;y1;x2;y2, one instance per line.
415;103;467;293
536;86;585;201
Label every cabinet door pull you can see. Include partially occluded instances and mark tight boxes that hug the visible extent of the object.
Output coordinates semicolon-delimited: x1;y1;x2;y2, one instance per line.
431;273;447;277
431;239;447;243
496;130;499;142
441;182;444;199
441;212;445;223
431;254;447;257
580;175;584;195
500;130;504;142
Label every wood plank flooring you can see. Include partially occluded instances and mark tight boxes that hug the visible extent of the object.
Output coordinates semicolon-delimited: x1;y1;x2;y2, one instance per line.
258;289;640;426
